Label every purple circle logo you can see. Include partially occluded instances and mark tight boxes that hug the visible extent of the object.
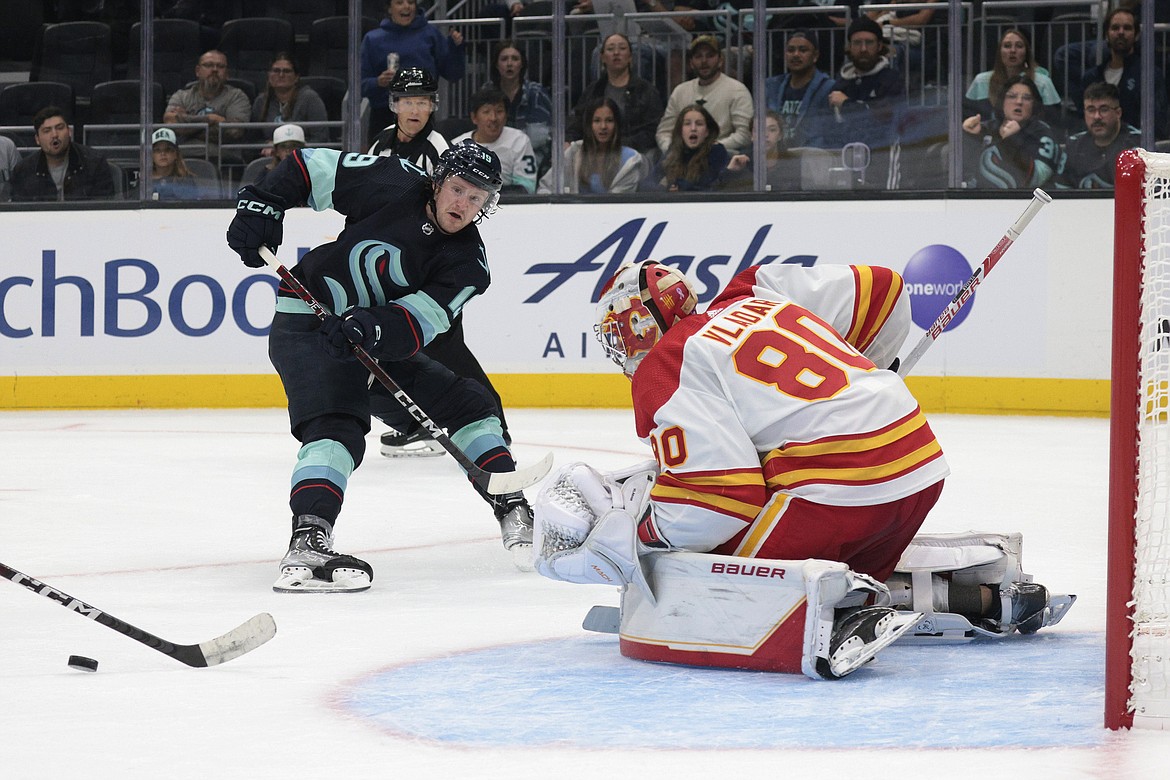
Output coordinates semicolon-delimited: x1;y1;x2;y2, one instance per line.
903;245;974;332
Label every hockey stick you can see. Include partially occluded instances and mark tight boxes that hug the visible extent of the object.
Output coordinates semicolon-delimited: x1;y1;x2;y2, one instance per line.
582;604;620;634
0;561;276;668
896;188;1052;377
258;246;553;495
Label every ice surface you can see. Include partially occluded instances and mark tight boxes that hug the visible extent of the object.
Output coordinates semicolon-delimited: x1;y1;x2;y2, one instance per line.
0;409;1165;778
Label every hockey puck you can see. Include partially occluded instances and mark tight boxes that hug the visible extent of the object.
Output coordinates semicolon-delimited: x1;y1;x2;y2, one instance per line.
67;655;99;673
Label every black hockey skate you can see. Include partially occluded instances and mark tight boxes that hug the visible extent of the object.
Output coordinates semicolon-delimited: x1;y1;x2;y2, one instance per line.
816;606;921;679
379;424;445;458
996;581;1056;635
273;515;373;593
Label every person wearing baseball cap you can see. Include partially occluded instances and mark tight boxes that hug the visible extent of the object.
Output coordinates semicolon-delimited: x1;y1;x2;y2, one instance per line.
145;126;200;200
272;124;306;160
656;33;753;156
825;14;906;187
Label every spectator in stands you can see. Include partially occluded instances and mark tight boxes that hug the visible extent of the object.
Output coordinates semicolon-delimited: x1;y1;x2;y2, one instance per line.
567;33;665;157
11;107;114;202
824;16;906;188
250;124;307;189
367;67;449;174
163;49;250;161
763;29;834;148
965;28;1061;124
642;104;748;192
251;53;328;144
489;40;552;178
360;0;466;137
538;97;645;194
1077;6;1166;138
0;134;18;201
962;75;1061;190
656;35;753;155
141;127;200;200
1058;82;1141;190
723;110;800;192
453;85;537;194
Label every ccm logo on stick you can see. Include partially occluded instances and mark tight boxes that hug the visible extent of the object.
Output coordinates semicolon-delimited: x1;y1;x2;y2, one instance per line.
710;563;786;578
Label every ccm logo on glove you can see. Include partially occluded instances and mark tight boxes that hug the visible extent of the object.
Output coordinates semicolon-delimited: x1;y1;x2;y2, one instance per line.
236;199;283;219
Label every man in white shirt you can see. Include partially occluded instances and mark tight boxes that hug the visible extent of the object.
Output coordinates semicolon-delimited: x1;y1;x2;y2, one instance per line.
453;85;537;193
655;34;753;155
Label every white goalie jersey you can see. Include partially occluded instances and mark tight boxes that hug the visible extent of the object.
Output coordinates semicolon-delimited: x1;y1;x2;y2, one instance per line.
717;263;911;371
629;271;947;553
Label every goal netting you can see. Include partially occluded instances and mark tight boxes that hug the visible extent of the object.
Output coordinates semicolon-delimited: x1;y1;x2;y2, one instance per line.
1107;148;1170;730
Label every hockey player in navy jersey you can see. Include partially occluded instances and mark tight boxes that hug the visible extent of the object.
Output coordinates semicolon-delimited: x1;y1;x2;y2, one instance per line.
226;140;533;592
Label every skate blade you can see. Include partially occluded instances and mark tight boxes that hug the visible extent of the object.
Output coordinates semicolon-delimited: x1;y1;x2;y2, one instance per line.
273;566;372;594
830;610;922;678
509;543;535;572
1042;594;1076;628
379;440;445;458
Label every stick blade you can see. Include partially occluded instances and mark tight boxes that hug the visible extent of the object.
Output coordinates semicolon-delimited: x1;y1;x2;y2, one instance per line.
582;605;620;634
484;452;555;495
195;612;277;667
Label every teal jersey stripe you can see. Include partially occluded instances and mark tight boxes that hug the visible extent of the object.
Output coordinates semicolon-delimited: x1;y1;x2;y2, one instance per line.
450;418;506;462
275;297;316;315
292;439;355;492
397;291;452;345
447;285;477;316
301;148;342;211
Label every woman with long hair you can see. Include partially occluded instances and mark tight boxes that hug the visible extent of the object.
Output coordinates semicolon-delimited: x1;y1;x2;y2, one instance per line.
489;40;552;177
251;53;328;144
538;97;643;194
962;74;1061;189
966;29;1061;122
642;104;747;192
144;127;201;200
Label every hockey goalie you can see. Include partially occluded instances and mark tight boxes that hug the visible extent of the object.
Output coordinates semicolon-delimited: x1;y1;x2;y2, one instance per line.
533;261;1074;680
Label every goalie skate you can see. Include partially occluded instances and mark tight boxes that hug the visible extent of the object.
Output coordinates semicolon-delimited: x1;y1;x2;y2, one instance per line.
273;515;373;593
816;606;922;680
379;426;445;458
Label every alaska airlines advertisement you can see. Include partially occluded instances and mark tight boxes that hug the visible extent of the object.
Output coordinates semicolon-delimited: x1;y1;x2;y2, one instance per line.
0;197;1107;381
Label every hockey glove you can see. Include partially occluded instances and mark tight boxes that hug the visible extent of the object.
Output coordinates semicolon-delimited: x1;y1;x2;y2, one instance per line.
319;307;383;361
227;185;286;268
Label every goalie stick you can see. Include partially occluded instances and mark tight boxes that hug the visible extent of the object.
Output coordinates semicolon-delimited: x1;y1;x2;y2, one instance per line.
897;188;1052;377
0;561;276;668
258;246;552;495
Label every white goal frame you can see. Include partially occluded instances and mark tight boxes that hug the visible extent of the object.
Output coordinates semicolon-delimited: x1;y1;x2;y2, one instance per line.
1107;147;1170;731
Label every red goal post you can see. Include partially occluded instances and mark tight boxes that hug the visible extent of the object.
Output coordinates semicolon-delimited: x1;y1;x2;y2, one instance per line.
1107;148;1170;730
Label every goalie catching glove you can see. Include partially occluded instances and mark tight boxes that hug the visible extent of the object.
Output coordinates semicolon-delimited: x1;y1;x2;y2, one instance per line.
227;185;286;268
533;460;658;601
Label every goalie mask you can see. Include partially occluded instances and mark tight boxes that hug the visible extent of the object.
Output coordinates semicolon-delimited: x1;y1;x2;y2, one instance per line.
595;262;697;377
432;140;503;221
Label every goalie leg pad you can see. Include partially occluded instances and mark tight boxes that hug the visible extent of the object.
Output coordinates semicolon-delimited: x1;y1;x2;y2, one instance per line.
614;552;906;680
889;531;1075;640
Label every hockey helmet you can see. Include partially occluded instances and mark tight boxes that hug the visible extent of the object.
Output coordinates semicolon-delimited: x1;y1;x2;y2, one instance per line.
432;140;504;219
389;66;439;99
595;262;697;377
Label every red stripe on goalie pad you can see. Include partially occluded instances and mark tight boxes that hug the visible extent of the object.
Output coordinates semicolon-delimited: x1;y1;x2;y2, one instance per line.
619;602;808;674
